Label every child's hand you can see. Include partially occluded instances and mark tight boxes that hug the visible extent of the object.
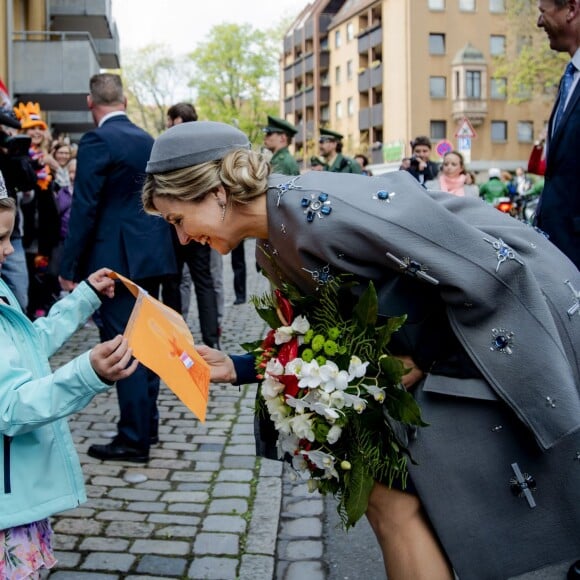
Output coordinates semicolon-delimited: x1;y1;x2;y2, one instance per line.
90;335;139;383
87;268;115;298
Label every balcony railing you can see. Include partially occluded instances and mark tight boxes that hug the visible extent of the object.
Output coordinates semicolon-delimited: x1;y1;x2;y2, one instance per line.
358;25;382;54
451;98;488;125
49;0;114;39
12;31;100;110
359;103;383;130
358;63;383;92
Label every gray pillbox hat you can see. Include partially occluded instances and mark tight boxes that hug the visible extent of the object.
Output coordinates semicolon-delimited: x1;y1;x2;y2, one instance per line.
146;121;251;174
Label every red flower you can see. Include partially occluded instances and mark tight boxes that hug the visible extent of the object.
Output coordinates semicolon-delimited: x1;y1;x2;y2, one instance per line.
261;328;276;349
279;374;300;398
278;337;298;366
275;289;293;326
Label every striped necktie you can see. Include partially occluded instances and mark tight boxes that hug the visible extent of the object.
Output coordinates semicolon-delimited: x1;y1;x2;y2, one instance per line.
553;61;576;131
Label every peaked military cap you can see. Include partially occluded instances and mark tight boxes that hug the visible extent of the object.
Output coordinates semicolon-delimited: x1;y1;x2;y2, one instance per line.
319;127;343;141
310;155;325;167
146;121;250;174
263;115;298;137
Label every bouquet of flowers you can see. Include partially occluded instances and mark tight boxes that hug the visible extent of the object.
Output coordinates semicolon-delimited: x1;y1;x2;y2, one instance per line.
244;276;426;528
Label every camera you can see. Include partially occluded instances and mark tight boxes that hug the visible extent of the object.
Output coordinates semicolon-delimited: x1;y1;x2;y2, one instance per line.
409;155;421;169
2;134;32;158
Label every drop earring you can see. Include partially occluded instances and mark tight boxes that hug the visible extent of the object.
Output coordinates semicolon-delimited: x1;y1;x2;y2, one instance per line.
220;202;227;222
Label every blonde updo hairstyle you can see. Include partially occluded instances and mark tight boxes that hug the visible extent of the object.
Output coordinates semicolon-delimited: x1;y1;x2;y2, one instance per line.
142;148;270;215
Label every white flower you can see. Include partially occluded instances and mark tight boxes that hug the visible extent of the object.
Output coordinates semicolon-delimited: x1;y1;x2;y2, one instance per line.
297;360;323;389
274;326;294;344
327;424;342;444
266;396;288;421
286;395;312;414
278;433;300;455
292;453;309;473
319;361;350;392
265;358;284;376
291;315;310;335
329;390;346;409
342;392;368;413
285;357;305;377
302;449;339;480
261;376;285;400
363;383;386;403
290;413;316;441
348;355;369;379
310;402;341;421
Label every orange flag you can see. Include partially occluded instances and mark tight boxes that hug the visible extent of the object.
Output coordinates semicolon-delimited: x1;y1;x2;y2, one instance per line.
109;272;210;422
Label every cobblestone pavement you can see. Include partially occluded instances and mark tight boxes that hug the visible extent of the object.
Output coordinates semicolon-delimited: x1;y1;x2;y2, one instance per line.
47;240;330;580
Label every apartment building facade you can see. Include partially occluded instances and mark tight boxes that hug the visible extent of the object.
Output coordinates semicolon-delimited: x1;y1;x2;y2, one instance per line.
0;0;119;139
282;0;554;170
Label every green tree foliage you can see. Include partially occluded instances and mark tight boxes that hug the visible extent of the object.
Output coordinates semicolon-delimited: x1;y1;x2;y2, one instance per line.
122;44;192;136
187;23;280;144
493;0;568;104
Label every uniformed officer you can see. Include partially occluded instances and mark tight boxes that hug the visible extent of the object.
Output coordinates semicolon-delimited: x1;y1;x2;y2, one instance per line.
318;128;362;174
262;115;300;176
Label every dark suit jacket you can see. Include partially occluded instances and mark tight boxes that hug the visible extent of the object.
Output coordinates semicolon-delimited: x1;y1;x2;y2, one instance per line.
60;115;176;281
535;72;580;268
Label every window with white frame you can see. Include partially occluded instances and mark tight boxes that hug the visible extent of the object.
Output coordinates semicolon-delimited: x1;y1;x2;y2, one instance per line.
346;22;354;42
490;35;506;56
459;0;476;11
428;0;445;9
430;120;447;140
491;121;507;142
335;30;341;48
336;101;343;119
429;33;446;55
517;121;533;143
430;76;447;98
347;59;353;81
490;77;507;99
489;0;505;12
347;97;354;117
335;66;341;85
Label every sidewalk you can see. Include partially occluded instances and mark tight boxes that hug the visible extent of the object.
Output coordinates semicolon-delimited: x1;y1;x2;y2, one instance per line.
47;240;328;580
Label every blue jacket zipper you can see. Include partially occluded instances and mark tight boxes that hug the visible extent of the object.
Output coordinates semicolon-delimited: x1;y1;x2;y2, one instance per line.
3;435;11;493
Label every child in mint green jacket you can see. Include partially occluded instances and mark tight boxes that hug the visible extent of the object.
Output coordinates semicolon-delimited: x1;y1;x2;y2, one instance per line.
0;192;138;578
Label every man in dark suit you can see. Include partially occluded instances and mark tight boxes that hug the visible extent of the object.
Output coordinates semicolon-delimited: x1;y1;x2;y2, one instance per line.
59;73;177;462
535;0;580;269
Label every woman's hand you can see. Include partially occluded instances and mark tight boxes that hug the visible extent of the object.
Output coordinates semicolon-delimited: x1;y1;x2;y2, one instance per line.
395;355;425;390
90;335;139;383
87;268;115;298
196;345;237;384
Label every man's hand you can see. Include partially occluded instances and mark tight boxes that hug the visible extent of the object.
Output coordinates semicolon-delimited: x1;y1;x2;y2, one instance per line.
395;355;425;390
87;268;115;299
90;335;139;383
59;276;76;292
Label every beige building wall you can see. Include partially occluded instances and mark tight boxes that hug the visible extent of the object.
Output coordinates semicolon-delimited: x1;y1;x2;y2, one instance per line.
321;0;554;168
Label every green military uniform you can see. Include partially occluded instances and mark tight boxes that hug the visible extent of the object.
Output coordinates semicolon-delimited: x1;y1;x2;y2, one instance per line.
326;153;362;174
270;147;300;176
263;115;300;176
319;127;362;174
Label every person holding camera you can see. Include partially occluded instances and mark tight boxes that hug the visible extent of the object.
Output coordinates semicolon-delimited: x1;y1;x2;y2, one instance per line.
401;135;440;186
0;106;37;311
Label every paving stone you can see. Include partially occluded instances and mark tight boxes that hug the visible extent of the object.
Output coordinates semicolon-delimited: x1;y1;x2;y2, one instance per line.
187;556;238;580
130;539;191;555
105;521;154;537
81;552;135;572
53;550;81;568
212;482;251;497
281;517;323;538
284;539;323;560
49;573;118;580
160;490;209;503
222;456;257;469
95;511;147;522
284;498;324;517
136;555;187;576
53;518;103;536
125;501;167;512
148;513;200;526
216;468;254;482
208;498;248;515
107;488;160;501
238;554;275;580
154;525;198;538
52;535;78;551
193;533;239;555
245;478;281;556
202;515;247;534
79;538;130;552
284;560;326;580
170;471;214;483
167;502;206;514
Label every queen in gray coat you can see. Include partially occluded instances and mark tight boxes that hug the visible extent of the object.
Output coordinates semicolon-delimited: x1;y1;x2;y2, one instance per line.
142;121;580;580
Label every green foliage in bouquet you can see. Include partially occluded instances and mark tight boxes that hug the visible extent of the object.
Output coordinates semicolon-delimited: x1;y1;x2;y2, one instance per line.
243;275;427;529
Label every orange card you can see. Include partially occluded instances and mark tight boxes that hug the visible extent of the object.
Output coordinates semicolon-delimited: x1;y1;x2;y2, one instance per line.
109;272;210;422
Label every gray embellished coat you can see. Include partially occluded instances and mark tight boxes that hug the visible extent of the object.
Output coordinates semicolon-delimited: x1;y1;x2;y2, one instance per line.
256;171;580;580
